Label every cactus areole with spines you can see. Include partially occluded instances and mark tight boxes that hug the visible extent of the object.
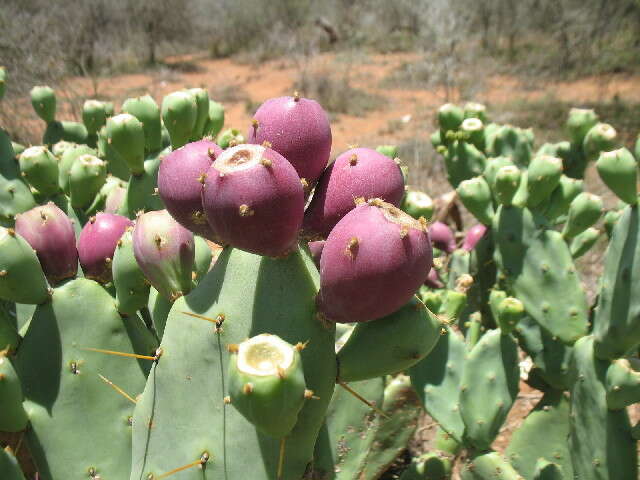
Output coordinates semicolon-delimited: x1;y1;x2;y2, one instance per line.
202;143;304;257
318;198;432;323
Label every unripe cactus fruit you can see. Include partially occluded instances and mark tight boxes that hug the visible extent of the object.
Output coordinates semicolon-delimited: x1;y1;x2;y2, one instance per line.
161;90;198;149
457;176;494;225
429;221;456;253
157;139;222;240
82;99;107;134
375;145;398;158
0;354;28;432
202;143;304;257
463;102;488;122
401;190;434;221
596;148;638;205
228;333;307;438
461;117;485;151
30;85;56;123
68;154;107;208
216;128;245;149
132;209;195;301
583;122;618;161
51;140;73;157
58;144;96;193
122;94;163;153
308;240;325;269
15;203;77;284
77;213;133;283
438;103;464;132
526;155;563;207
566;108;599;146
188;87;210;140
317;199;432;323
494;165;522;206
545;175;584;221
561;192;603;240
304;147;405;238
112;228;150;314
0;227;49;304
18;146;60;195
462;223;488;252
247;94;332;186
105;113;145;175
203;100;225;138
496;297;525;334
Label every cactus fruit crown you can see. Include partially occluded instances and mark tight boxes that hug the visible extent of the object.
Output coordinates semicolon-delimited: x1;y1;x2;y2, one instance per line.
213;144;269;173
462;117;483;131
234;334;295;377
362;197;428;232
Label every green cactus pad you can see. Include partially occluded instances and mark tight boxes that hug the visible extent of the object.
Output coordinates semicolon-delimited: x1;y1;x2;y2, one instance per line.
459;329;519;450
605;358;640;410
593;205;640;358
569;336;637;480
113;229;150;315
117;149;167;218
122;95;163;154
506;390;573;479
0;227;49;304
493;205;589;343
409;326;466;442
131;246;336;480
15;278;153;479
0;448;25;480
337;297;440;382
596;148;638;205
0;353;28;431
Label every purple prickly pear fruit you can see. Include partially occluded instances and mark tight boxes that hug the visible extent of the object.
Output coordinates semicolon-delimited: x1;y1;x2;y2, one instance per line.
132;209;195;301
201;143;304;257
158;139;222;240
462;223;488;252
308;240;325;269
247;94;331;187
77;213;133;283
15;203;78;284
429;221;456;253
104;183;127;214
317;198;432;323
424;266;444;289
303;147;405;238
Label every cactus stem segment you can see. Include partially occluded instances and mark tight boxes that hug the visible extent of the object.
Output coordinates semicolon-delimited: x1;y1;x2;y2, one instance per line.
337;381;390;419
97;373;137;404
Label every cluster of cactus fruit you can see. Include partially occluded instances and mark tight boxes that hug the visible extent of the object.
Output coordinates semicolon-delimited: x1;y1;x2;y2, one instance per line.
0;61;638;480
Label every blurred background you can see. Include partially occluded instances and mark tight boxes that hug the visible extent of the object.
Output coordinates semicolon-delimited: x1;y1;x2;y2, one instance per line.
2;0;640;197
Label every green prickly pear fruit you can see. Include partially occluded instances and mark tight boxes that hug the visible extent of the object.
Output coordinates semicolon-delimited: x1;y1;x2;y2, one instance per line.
18;146;59;195
376;145;398;158
457;176;494;225
193;234;212;283
112;228;150;315
0;227;49;303
51;140;73;157
492;125;533;168
603;209;621;239
483;156;514;192
188;87;210;140
596;148;637;205
82;99;107;135
58;144;95;194
68;154;107;209
566;108;598;147
103;101;114;117
445;140;486;187
203;100;225;138
434;426;462;455
161;90;197;149
216;127;245;149
122;95;163;154
496;297;524;334
0;353;28;431
533;459;564;480
11;142;25;156
399;452;452;480
0;447;25;480
228;333;308;437
526;155;563;208
569;227;600;259
464;102;488;122
545;175;583;222
430;130;442;149
420;288;444;312
402;190;434;220
0;67;5;101
105;113;145;175
489;289;507;322
494;165;521;206
583;122;618;161
462;452;521;480
461;117;485;151
336;296;440;382
43;120;88;146
132;209;195;301
561;192;603;240
30;85;56;123
438;103;464;133
605;358;640;410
